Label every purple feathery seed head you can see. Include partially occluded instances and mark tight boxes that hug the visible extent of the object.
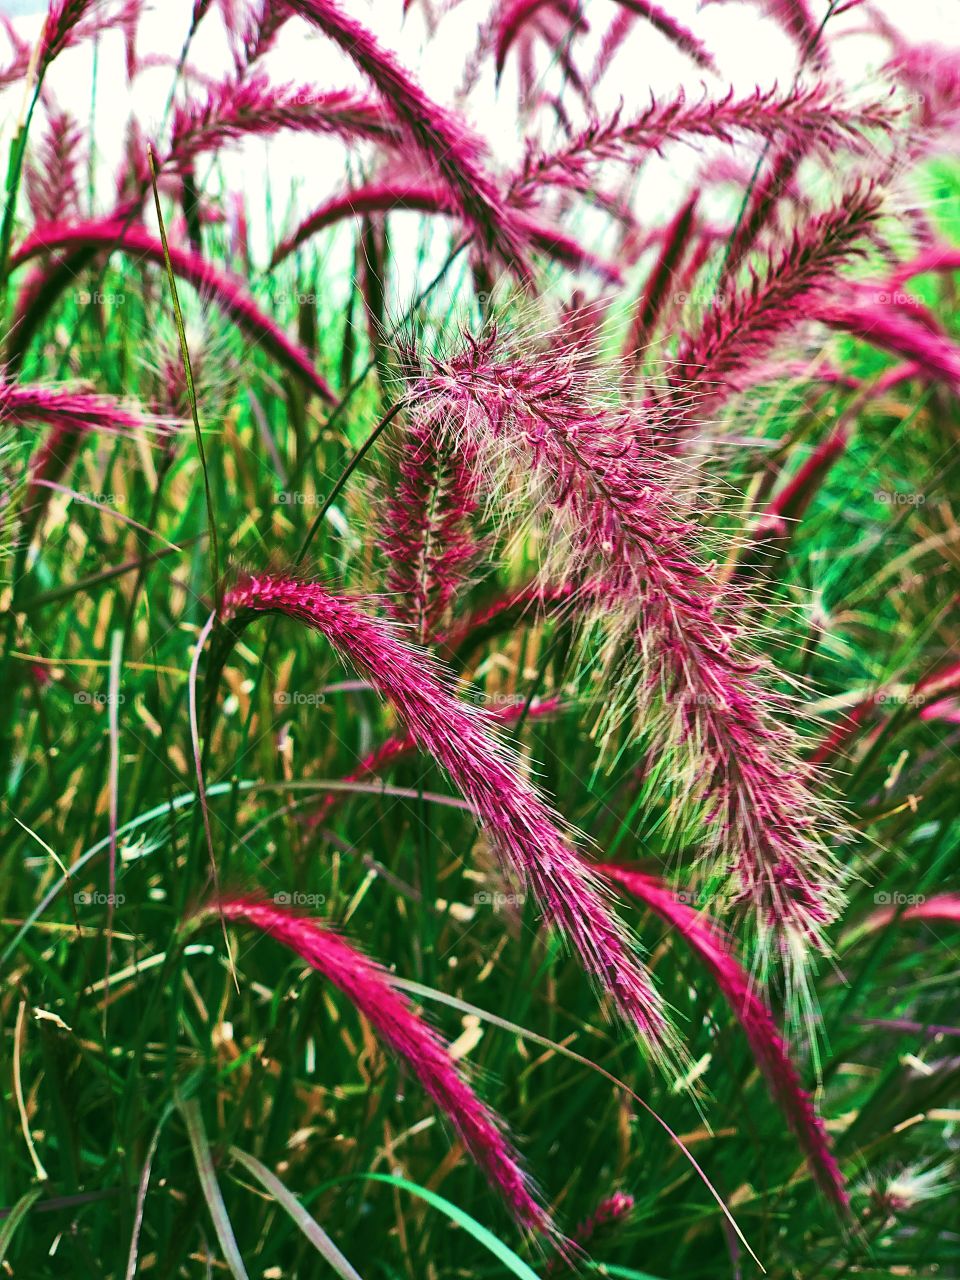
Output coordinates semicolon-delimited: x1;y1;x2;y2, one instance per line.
39;0;97;68
409;331;847;982
0;376;165;437
283;0;530;273
11;220;336;404
220;574;677;1067
167;73;398;171
268;179;622;283
381;406;483;641
821;295;960;395
667;181;885;418
25;110;84;229
207;896;556;1237
544;1189;634;1275
512;87;898;202
38;0;136;71
602;866;848;1211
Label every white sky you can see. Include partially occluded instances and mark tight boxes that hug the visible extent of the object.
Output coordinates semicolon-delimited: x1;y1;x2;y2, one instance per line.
1;1;956;275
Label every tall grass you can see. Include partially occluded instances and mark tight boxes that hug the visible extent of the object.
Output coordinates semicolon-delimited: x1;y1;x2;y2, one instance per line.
0;2;958;1277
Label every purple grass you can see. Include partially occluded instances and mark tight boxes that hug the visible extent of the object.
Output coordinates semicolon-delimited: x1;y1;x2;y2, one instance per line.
381;410;482;641
284;0;530;272
413;333;845;971
748;426;849;550
221;574;675;1064
11;220;336;403
602;864;849;1211
493;0;589;82
168;72;398;169
514;87;898;197
623;193;698;362
0;376;159;436
821;298;960;394
668;182;884;416
866;893;960;931
268;179;622;282
25;111;84;228
209;895;557;1237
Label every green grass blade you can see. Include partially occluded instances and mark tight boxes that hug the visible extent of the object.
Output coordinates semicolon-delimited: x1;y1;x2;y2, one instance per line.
329;1173;540;1280
0;1188;43;1265
178;1095;250;1280
229;1146;364;1280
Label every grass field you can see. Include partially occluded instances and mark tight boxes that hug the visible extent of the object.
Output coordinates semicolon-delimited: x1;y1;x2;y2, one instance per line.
1;3;959;1277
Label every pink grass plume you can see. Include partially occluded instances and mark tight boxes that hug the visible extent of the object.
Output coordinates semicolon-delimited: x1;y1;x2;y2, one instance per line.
285;0;530;273
601;864;849;1212
415;332;846;972
381;410;482;640
220;574;675;1065
820;297;960;395
268;180;622;282
10;219;336;404
168;73;398;170
623;193;698;364
670;181;884;416
206;895;556;1236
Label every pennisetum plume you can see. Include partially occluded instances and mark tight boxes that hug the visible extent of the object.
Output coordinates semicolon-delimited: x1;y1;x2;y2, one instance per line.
10;220;336;404
218;573;676;1066
665;181;885;421
601;864;848;1211
411;330;846;989
284;0;530;272
381;408;483;641
202;895;557;1237
268;179;622;282
167;73;399;171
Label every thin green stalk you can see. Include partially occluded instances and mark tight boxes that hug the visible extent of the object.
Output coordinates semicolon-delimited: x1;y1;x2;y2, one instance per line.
146;144;222;612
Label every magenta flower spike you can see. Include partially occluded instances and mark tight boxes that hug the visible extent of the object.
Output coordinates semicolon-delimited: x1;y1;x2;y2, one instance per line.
601;865;849;1212
412;332;846;971
220;574;675;1065
210;895;556;1236
11;220;336;404
284;0;530;273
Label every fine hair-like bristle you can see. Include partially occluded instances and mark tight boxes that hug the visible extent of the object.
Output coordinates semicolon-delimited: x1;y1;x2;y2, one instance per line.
221;574;677;1066
412;331;846;977
602;864;849;1212
208;895;557;1236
